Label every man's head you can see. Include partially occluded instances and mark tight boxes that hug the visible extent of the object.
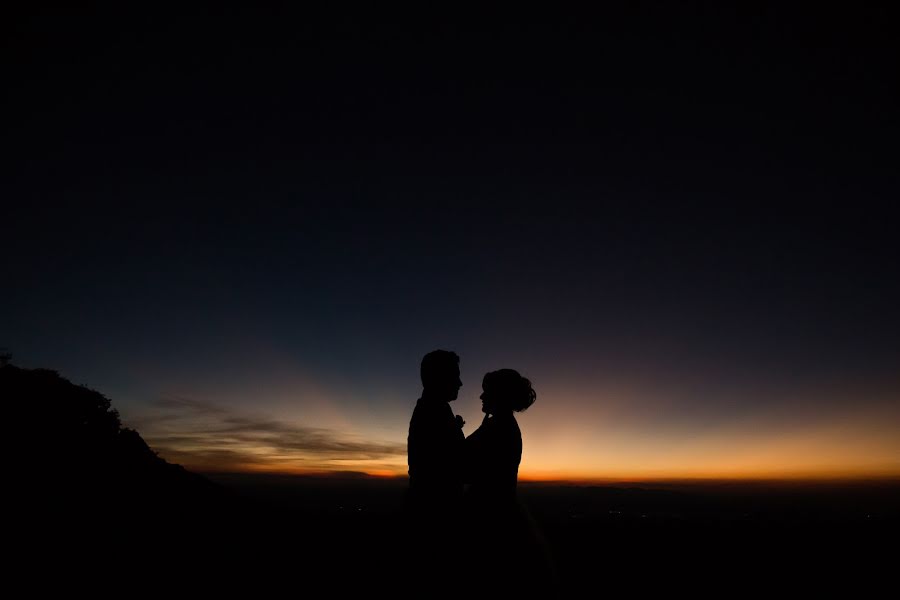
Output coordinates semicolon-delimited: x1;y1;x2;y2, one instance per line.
420;349;462;401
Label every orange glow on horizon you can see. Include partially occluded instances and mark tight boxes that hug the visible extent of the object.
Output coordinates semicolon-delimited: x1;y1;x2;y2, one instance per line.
135;370;900;484
181;461;900;482
516;466;900;483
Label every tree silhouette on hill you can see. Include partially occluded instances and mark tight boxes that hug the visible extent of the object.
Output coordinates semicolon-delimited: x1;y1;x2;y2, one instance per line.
2;359;221;523
1;358;300;587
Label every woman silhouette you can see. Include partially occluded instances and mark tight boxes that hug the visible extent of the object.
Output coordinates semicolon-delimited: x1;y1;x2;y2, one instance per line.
465;369;535;509
464;369;552;592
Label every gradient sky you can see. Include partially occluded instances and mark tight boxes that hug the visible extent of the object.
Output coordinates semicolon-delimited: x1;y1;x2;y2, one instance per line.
4;6;899;480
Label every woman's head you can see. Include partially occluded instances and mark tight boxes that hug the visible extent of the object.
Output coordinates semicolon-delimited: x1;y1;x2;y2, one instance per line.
480;369;536;415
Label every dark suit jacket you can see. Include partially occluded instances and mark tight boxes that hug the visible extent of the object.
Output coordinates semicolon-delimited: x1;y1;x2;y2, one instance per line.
408;397;465;507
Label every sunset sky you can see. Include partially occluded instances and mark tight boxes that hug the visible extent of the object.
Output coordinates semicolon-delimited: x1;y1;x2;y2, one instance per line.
4;7;899;481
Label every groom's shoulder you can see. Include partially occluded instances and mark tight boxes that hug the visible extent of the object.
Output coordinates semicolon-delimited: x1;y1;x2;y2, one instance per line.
410;398;432;420
411;398;451;421
412;398;440;414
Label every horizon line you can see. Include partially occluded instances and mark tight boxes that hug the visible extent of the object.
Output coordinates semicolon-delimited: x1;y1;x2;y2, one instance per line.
196;468;900;485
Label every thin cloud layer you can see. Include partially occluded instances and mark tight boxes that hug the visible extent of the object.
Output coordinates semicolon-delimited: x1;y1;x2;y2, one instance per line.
133;396;407;473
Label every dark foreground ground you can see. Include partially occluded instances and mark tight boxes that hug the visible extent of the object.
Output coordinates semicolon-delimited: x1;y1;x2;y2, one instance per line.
142;474;896;596
20;471;900;597
26;471;898;597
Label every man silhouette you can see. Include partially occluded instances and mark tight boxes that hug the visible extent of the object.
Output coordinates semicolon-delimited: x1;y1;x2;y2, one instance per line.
407;349;465;515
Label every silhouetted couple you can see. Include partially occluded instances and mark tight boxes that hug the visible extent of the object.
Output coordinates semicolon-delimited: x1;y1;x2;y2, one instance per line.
407;349;548;594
